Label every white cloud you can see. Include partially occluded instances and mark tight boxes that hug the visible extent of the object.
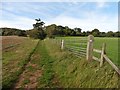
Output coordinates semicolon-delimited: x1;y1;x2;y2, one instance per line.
44;2;118;32
46;14;118;32
0;2;118;32
0;16;35;30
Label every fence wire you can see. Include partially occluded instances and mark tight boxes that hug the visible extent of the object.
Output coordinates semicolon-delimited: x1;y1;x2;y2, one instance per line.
64;39;87;58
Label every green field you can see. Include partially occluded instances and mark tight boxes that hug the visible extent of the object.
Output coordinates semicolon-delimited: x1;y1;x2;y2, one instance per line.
2;36;119;88
56;37;119;67
94;37;119;66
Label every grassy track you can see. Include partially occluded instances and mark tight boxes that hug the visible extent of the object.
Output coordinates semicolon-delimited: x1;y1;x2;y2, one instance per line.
37;41;60;88
13;40;60;88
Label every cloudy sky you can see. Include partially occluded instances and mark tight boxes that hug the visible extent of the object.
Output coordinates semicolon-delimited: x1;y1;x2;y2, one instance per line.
0;0;119;32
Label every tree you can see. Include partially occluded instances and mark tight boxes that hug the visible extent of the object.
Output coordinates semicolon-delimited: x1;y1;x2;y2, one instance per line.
45;24;57;38
63;26;72;36
74;27;82;36
1;27;27;37
106;31;114;37
99;32;106;37
114;31;120;37
29;18;46;39
56;25;65;36
86;31;91;36
81;31;87;36
91;29;100;37
33;18;45;29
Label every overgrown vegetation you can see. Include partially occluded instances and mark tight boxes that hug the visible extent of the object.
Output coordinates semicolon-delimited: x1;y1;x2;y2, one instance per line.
44;39;119;88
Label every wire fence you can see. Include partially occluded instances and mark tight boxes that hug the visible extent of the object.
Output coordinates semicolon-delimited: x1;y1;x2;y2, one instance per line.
64;40;87;58
52;36;120;75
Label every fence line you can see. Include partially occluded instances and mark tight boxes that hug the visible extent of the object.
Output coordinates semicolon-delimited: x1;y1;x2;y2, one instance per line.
92;44;120;75
87;35;120;75
58;35;120;75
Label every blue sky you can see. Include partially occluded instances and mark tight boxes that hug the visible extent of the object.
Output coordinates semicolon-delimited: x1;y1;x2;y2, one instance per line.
0;1;118;32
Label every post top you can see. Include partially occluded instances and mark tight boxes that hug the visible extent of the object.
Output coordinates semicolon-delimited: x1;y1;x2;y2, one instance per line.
88;35;94;41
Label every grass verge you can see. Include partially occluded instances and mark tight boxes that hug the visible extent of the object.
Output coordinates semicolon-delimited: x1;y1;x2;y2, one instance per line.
44;38;119;88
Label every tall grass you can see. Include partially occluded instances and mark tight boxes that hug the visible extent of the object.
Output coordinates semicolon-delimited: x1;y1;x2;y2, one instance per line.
44;38;119;88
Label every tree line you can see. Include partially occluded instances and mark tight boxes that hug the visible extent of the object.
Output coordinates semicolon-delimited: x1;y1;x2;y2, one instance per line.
45;24;120;38
1;18;120;39
1;28;27;37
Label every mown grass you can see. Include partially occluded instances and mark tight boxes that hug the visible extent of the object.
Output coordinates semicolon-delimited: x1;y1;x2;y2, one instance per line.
44;38;119;88
2;37;39;88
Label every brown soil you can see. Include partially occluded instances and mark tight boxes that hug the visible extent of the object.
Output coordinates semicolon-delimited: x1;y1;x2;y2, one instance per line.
14;61;42;89
1;36;26;50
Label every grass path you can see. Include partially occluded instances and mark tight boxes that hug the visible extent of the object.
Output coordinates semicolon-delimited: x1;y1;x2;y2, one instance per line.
14;40;60;88
13;40;41;88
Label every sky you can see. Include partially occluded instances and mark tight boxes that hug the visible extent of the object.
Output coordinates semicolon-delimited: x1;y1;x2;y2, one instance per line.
0;1;119;32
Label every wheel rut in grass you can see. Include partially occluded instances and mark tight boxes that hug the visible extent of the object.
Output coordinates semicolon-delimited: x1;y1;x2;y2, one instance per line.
13;40;41;89
14;40;60;89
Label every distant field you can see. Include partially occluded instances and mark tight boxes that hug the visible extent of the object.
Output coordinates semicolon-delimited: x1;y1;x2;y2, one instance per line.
2;36;27;50
56;37;119;67
94;37;119;67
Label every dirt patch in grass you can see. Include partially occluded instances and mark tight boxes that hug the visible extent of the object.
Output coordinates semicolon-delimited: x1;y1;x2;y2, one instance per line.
14;62;42;88
14;41;43;89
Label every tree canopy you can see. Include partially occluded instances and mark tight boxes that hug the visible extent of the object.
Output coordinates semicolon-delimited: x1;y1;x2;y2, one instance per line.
28;18;46;39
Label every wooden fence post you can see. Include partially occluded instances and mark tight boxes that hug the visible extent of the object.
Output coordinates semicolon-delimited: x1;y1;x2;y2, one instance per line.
100;43;106;67
86;35;94;61
61;40;64;50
